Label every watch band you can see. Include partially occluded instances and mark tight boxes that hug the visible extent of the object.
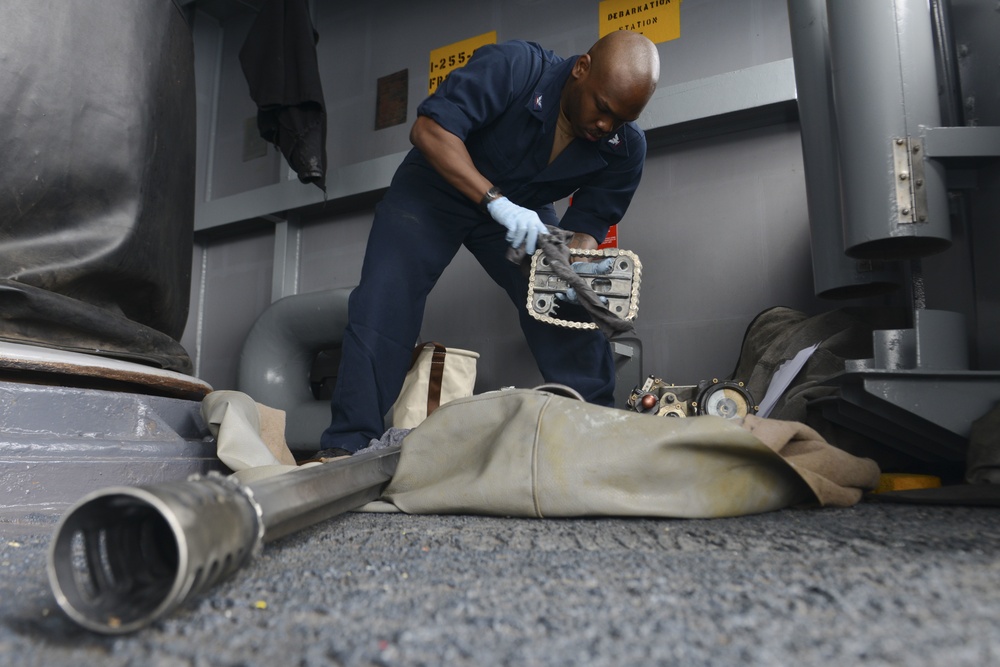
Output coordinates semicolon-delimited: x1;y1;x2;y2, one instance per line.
480;186;504;212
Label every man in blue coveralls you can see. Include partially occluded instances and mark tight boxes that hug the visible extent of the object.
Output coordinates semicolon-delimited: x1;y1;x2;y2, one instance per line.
319;30;660;455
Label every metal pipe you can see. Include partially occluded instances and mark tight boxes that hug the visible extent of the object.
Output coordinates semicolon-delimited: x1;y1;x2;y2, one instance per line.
786;0;900;299
826;0;951;259
929;0;964;128
47;445;400;634
236;287;354;451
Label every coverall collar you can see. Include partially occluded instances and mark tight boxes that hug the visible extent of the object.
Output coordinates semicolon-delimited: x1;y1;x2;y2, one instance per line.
524;55;633;183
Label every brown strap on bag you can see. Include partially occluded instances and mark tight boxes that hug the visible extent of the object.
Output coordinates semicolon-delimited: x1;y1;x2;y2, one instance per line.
409;342;447;416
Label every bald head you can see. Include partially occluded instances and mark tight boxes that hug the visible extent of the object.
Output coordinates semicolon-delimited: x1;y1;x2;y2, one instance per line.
559;31;660;142
588;31;660;102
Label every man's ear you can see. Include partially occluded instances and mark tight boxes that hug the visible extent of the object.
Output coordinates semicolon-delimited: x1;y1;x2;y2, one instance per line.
571;54;591;80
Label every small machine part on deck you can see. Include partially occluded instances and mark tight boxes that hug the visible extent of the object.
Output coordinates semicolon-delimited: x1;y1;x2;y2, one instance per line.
627;375;759;420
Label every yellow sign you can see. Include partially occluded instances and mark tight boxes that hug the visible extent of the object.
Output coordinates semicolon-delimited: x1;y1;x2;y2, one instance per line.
599;0;681;43
428;31;497;95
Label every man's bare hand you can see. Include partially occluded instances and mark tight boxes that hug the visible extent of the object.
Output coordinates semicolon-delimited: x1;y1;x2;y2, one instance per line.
567;232;600;251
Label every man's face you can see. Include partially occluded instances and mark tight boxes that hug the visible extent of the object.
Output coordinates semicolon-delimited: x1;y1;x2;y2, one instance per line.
562;55;648;142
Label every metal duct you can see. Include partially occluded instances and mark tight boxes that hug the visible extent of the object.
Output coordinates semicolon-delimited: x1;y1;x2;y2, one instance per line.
826;0;952;260
237;287;354;450
787;0;901;299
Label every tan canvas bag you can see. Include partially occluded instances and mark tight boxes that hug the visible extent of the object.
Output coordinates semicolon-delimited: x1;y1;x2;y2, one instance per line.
391;342;479;429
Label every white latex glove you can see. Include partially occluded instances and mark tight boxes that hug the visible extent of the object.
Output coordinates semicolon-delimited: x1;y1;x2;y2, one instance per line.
486;196;549;255
556;258;615;305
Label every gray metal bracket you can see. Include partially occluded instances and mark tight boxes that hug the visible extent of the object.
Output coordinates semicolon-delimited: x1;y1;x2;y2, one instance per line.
921;126;1000;189
922;126;1000;165
816;309;1000;469
820;369;1000;465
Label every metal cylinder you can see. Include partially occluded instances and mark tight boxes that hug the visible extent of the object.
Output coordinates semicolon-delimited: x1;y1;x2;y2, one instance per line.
787;0;901;298
237;287;353;452
48;446;400;634
47;477;261;634
826;0;951;259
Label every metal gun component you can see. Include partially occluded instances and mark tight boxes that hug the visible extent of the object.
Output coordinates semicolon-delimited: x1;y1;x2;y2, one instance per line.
48;445;400;634
657;391;689;418
692;379;758;420
628;375;758;420
526;248;641;330
628;376;695;416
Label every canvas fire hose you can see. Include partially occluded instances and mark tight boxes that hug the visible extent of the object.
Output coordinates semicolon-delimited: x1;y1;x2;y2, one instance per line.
47;445;400;634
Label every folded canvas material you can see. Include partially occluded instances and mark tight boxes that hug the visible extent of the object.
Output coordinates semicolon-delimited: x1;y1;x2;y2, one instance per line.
198;388;880;517
202;390;297;470
379;389;880;518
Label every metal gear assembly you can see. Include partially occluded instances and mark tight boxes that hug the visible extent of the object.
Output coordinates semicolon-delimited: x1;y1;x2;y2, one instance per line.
627;375;759;420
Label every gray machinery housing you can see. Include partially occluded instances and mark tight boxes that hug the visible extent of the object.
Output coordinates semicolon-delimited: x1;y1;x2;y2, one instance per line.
788;0;1000;474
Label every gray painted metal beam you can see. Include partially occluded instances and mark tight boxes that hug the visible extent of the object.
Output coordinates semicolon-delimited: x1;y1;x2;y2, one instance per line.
194;59;798;233
194;151;408;233
270;215;302;302
638;58;796;133
922;126;1000;160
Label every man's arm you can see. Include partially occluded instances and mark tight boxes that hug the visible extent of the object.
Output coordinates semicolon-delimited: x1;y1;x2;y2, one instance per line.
409;115;492;205
410;114;549;254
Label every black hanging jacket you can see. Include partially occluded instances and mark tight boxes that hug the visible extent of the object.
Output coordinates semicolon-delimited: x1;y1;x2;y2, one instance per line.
239;0;327;191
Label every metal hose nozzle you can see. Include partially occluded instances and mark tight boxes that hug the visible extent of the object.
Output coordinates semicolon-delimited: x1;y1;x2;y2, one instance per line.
47;476;261;634
48;446;400;634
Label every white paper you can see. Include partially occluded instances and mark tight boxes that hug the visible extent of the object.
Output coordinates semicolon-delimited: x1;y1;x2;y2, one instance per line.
756;343;820;418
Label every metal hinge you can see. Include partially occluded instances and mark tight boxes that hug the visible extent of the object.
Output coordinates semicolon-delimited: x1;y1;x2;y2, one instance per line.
892;137;928;224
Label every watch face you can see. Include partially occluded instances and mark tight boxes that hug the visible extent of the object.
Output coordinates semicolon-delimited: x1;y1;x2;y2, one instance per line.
481;187;503;209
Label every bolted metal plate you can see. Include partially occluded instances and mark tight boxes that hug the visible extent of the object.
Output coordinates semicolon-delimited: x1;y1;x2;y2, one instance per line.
526;248;642;330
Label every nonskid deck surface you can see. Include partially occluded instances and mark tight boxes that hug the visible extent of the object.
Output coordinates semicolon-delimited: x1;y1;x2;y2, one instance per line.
2;503;997;665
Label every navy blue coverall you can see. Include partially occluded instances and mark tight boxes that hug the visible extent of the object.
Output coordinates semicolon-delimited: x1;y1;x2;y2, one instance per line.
321;40;648;452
